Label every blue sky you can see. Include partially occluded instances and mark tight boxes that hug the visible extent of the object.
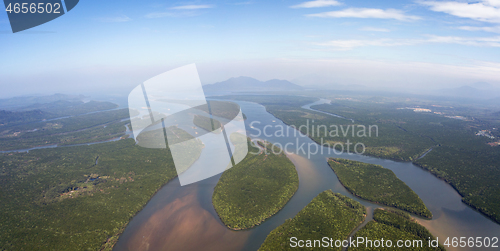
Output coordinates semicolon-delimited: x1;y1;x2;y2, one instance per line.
1;0;500;97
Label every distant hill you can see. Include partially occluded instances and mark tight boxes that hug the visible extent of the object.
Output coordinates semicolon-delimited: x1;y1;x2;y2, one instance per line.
0;94;87;110
0;109;48;126
203;76;304;93
470;81;494;90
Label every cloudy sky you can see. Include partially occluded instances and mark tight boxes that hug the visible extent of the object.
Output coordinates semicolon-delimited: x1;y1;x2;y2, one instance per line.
1;0;500;97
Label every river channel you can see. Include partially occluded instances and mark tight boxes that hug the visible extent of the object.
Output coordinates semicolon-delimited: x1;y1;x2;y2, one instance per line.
113;99;500;251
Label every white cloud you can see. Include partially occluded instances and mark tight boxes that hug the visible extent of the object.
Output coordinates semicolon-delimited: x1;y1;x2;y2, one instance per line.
359;27;391;32
314;35;500;50
94;15;131;22
145;4;213;18
145;11;199;18
484;0;500;7
426;35;500;47
170;5;213;10
419;1;500;23
307;8;421;21
290;0;342;8
315;39;415;50
459;26;500;33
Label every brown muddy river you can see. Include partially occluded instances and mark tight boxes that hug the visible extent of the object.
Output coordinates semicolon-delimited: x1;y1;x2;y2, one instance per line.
114;99;500;251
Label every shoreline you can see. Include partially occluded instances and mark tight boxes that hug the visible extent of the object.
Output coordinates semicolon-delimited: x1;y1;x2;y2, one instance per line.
102;174;179;250
262;103;500;225
211;141;300;231
327;158;433;219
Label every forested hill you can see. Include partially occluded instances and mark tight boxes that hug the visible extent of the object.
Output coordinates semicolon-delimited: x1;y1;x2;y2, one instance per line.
0;109;48;125
0;93;87;110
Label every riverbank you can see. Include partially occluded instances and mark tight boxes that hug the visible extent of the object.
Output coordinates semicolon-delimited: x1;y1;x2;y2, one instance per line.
265;99;500;225
328;158;432;218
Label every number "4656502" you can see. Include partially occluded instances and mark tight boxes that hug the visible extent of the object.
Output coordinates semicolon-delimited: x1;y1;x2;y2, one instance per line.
6;2;61;14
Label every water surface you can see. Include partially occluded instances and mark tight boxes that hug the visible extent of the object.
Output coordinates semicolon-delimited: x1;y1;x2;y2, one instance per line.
114;100;500;251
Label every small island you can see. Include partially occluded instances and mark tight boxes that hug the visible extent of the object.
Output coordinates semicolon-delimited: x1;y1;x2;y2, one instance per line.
193;114;221;133
212;140;299;230
259;190;365;251
351;209;444;251
328;158;432;218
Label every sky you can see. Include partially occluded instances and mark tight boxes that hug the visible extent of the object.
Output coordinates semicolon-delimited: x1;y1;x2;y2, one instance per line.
1;0;500;98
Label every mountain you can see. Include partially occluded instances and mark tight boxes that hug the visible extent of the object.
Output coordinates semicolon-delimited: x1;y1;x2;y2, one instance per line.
0;109;48;126
203;76;304;93
0;94;87;110
471;82;494;90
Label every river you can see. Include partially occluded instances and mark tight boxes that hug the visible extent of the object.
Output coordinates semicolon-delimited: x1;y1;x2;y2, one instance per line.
111;99;499;251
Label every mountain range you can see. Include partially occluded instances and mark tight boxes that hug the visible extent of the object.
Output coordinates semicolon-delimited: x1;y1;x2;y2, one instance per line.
203;76;304;93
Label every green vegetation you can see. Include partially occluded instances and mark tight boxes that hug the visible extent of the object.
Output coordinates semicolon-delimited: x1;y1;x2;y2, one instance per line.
206;100;241;120
0;139;178;250
313;96;500;223
0;100;117;127
0;108;131;151
212;140;299;230
0;94;88;110
192;100;242;121
193;114;221;132
219;94;500;224
351;209;444;251
259;190;365;251
165;126;204;173
18;100;118;117
415;146;500;223
328;158;432;218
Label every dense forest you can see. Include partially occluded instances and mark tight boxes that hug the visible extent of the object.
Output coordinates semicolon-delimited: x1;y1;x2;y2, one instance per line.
0;101;131;151
0;139;178;250
258;190;365;251
351;209;444;251
220;94;500;224
0;100;117;126
313;97;500;224
328;158;432;218
212;140;299;230
0;94;89;110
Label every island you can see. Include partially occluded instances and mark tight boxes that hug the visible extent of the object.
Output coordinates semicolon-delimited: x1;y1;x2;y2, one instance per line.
212;140;299;230
351;209;444;251
215;94;500;224
259;190;365;251
193;114;221;133
328;158;432;218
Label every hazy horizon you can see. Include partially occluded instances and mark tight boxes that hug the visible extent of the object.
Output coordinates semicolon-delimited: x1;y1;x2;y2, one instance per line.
2;0;500;98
